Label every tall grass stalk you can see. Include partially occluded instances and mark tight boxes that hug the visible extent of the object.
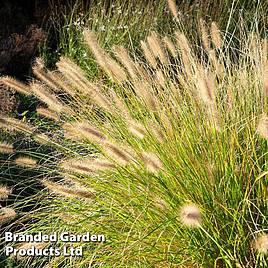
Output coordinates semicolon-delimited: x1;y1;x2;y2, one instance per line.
1;6;268;268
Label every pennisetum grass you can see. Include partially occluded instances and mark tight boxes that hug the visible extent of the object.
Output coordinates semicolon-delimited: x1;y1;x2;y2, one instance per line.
1;2;268;267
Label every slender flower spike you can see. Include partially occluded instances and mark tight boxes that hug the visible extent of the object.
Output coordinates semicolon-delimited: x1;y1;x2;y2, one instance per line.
15;157;37;168
0;142;14;154
167;0;178;19
37;107;60;121
43;180;94;199
254;234;268;254
180;204;202;228
142;152;163;173
1;76;31;96
210;22;222;49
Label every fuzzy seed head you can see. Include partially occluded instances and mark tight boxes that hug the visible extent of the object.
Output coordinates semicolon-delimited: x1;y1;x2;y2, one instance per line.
254;234;268;254
128;120;146;139
147;32;168;65
0;142;14;154
61;157;115;176
1;76;31;96
0;207;16;224
33;133;52;145
180;204;202;228
77;122;106;143
15;157;37;168
257;114;268;139
30;82;64;113
211;22;222;49
84;30;127;83
163;36;177;57
0;118;34;133
140;40;158;68
105;142;131;165
17;242;47;251
199;19;210;52
33;65;61;92
84;158;116;171
60;159;94;175
196;66;215;104
43;180;94;199
142;152;163;173
0;186;12;199
37;107;59;121
167;0;178;19
113;45;138;79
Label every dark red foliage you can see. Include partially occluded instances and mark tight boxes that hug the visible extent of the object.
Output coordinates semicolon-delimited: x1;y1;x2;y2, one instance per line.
0;86;17;115
0;24;46;79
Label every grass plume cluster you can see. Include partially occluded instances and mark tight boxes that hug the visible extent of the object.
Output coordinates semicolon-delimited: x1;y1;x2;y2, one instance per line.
1;11;268;268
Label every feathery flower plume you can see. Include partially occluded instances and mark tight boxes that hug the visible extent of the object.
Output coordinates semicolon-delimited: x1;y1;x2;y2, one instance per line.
257;114;268;139
180;204;202;228
0;142;14;154
33;65;62;92
167;0;178;19
163;36;177;57
77;121;106;143
37;107;60;121
15;156;37;168
84;30;127;83
175;32;192;77
43;180;94;199
154;196;168;210
210;22;222;49
56;57;93;93
33;133;52;145
0;207;16;224
51;71;77;96
128;120;147;139
113;45;138;79
131;80;157;111
62;123;82;141
208;49;224;79
60;159;94;175
0;118;34;133
149;123;165;142
83;158;116;171
254;233;268;254
80;82;113;113
109;90;130;118
140;41;158;68
0;76;31;96
155;69;166;88
196;65;215;105
0;186;12;199
147;32;168;65
104;142;132;165
199;19;210;52
30;82;65;114
141;152;163;173
263;63;268;96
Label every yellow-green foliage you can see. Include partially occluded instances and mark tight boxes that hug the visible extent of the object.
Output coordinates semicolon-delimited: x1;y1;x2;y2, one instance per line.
1;19;268;268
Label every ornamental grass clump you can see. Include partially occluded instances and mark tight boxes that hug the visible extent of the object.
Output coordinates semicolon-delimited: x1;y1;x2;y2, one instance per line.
1;19;268;268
